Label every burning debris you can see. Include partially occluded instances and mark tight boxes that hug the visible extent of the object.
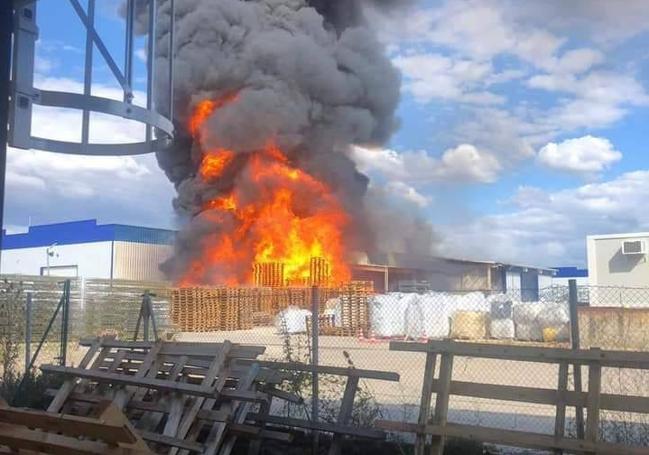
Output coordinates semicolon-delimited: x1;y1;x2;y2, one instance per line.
146;0;431;286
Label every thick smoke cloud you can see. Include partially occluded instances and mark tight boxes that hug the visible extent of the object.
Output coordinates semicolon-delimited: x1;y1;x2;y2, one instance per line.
142;0;434;280
306;0;417;32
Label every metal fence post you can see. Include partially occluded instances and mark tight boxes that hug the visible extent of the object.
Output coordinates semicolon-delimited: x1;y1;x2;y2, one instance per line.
568;279;585;439
24;292;32;375
311;285;320;452
59;280;71;366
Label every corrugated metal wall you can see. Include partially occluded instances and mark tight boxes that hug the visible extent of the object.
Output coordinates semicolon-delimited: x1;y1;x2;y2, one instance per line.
112;242;174;281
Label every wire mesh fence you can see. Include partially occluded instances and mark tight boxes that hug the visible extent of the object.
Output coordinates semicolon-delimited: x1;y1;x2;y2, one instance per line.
3;275;649;449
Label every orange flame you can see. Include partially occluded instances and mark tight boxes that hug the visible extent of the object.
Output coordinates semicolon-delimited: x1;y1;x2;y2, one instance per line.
200;149;235;180
182;98;351;286
188;93;239;137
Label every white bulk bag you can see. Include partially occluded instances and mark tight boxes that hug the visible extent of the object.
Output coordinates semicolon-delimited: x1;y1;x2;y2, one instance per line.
275;306;311;334
490;318;515;339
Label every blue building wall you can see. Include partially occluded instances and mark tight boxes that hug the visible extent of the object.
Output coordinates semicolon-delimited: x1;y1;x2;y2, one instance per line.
2;219;176;250
553;266;589;278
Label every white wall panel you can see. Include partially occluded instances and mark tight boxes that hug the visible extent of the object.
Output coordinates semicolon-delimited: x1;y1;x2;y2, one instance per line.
1;242;112;278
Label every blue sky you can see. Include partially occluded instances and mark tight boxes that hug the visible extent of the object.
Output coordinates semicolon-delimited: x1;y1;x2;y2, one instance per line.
6;0;649;268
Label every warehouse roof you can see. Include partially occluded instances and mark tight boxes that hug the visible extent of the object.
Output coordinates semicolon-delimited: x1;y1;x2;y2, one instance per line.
553;266;588;278
1;219;175;250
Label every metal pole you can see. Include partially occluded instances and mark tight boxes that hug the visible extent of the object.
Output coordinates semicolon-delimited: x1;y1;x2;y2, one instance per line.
123;0;134;103
24;292;32;375
143;293;150;342
310;285;320;452
168;0;174;122
0;1;12;272
81;0;95;146
568;279;585;439
60;279;70;366
145;0;157;143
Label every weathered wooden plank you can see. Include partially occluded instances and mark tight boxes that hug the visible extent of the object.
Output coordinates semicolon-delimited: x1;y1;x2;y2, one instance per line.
114;342;163;410
430;353;453;455
205;363;261;455
423;378;649;414
162;356;190;437
328;375;360;455
236;359;400;381
47;340;102;413
140;431;204;453
41;365;263;401
415;350;436;455
586;360;602;444
0;423;120;455
170;341;234;455
0;407;135;444
389;340;649;369
78;340;265;359
554;362;569;455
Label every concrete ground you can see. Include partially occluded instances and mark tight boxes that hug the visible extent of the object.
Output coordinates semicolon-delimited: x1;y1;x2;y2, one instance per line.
176;326;649;438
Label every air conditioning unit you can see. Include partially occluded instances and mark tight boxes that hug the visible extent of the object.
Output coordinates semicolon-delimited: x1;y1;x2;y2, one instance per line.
622;240;646;255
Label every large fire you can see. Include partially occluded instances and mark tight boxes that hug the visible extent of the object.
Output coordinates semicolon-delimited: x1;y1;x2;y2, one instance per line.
180;98;352;286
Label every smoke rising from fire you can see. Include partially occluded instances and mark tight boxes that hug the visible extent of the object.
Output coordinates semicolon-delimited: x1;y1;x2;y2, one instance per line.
144;0;433;284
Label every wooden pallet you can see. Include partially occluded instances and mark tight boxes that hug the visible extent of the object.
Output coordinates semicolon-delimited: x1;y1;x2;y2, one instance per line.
309;257;331;287
253;263;284;288
41;338;290;455
338;284;371;337
0;398;152;454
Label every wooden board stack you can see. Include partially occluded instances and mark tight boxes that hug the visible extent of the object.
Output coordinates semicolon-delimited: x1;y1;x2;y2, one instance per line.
338;282;373;337
37;337;398;455
171;288;254;332
253;263;285;288
41;338;290;454
171;282;374;334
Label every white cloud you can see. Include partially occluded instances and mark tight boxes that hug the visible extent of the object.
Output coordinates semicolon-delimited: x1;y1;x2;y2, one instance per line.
393;53;502;105
529;71;649;130
351;144;501;184
437;171;649;266
372;0;648;167
385;181;430;208
552;48;603;75
537;135;622;175
434;144;502;183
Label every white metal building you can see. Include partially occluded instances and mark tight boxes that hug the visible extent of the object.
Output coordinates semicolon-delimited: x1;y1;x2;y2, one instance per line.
1;220;174;281
587;232;649;288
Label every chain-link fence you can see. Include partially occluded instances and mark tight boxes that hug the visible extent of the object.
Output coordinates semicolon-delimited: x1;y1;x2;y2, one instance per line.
3;276;649;449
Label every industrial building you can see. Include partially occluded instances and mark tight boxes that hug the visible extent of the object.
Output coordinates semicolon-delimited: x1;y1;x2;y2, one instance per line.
552;267;589;286
1;219;555;295
354;253;556;298
1;219;175;281
587;232;649;288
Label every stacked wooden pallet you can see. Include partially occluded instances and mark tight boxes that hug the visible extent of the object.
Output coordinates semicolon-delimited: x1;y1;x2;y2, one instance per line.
309;257;331;286
41;338;291;455
339;282;372;337
256;288;274;314
253;263;284;288
37;337;399;455
170;288;209;332
171;288;255;332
